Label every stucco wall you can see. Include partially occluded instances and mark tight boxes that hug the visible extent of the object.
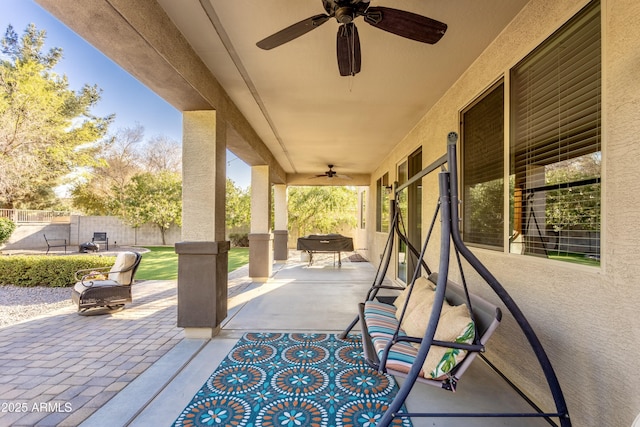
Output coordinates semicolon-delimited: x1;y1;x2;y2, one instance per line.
2;216;181;251
367;0;640;425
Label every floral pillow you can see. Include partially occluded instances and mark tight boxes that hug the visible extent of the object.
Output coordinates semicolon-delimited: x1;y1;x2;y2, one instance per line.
399;289;476;380
420;304;475;379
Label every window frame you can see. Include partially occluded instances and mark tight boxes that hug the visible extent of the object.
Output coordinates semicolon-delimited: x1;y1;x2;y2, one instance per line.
459;0;601;266
508;0;601;265
460;79;505;251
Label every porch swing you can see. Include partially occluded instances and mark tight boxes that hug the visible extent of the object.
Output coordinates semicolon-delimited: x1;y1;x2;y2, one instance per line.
344;132;572;426
339;148;446;340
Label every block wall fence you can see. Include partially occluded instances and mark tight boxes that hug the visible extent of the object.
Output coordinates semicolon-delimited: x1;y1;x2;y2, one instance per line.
1;215;181;251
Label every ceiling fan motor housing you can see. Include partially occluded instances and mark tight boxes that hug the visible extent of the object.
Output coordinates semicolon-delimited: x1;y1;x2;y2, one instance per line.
323;0;370;21
336;7;355;23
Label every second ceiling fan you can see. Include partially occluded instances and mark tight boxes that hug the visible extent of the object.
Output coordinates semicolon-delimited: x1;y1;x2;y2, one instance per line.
312;165;351;179
256;0;448;76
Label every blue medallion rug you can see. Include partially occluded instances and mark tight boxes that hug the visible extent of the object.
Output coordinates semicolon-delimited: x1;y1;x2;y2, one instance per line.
173;332;411;427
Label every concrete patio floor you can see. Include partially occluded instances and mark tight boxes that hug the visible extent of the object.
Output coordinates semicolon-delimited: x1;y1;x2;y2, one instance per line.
0;253;556;426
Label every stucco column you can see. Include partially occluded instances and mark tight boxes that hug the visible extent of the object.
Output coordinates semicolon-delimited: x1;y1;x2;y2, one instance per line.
176;110;229;339
249;165;273;281
273;184;288;261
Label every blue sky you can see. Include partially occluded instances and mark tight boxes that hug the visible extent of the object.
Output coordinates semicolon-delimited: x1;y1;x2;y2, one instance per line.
1;0;251;188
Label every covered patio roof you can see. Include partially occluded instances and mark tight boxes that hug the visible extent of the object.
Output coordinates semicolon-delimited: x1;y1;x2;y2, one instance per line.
36;0;529;185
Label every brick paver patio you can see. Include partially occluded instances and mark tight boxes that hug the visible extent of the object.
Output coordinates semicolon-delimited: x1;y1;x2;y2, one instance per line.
0;266;252;427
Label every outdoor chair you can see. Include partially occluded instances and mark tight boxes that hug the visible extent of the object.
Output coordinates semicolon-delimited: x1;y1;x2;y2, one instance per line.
71;251;142;315
44;234;67;254
91;232;109;250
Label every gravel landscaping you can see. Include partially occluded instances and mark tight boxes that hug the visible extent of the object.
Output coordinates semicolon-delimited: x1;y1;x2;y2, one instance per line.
0;285;73;328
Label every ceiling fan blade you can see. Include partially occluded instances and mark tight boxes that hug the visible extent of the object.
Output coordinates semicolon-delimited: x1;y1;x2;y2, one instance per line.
336;23;361;76
257;14;331;50
364;6;447;44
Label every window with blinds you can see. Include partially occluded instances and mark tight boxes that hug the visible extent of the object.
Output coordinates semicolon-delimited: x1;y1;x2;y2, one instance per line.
509;0;601;265
462;82;505;249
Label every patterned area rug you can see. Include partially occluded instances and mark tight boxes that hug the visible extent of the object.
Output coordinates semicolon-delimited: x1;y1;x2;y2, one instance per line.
173;332;411;426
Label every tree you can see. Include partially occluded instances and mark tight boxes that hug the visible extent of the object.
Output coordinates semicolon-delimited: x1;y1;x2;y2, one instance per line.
466;179;504;247
142;135;182;174
226;179;250;230
287;186;357;237
120;171;182;245
544;153;601;232
0;24;112;209
71;125;183;216
71;125;145;215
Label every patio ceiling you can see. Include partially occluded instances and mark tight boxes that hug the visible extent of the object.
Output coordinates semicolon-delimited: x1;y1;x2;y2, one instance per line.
40;0;529;184
160;0;530;183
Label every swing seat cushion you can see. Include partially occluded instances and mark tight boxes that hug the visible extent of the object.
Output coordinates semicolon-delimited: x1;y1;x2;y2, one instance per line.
364;301;422;374
363;297;475;380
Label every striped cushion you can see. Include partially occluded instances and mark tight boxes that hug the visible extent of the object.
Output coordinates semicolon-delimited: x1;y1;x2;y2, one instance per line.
364;301;397;317
364;301;405;337
364;301;421;377
375;341;425;378
363;299;473;380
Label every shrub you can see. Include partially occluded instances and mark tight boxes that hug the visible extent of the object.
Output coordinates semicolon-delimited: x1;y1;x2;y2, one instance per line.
0;218;16;245
229;233;249;247
0;255;115;287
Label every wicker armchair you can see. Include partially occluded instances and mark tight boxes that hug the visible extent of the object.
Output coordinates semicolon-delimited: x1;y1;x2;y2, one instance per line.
71;251;142;315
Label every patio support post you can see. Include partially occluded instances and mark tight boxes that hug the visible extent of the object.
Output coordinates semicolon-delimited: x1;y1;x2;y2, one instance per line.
249;165;273;281
273;184;288;261
176;110;229;339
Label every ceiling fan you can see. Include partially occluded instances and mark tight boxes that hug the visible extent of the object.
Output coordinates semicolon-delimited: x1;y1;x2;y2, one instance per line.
256;0;447;76
312;164;351;179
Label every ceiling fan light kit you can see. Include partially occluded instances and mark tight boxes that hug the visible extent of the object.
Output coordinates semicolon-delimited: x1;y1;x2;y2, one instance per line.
256;0;447;76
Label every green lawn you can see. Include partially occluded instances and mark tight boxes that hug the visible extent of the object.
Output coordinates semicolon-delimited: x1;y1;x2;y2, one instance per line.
135;246;249;280
546;251;600;267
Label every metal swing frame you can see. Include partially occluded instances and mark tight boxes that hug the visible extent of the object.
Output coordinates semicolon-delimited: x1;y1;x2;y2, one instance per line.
339;153;443;339
348;132;572;426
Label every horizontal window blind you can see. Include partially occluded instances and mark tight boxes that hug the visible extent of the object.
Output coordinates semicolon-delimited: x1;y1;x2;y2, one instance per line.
462;82;504;249
510;1;601;264
464;83;505;186
511;2;600;174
